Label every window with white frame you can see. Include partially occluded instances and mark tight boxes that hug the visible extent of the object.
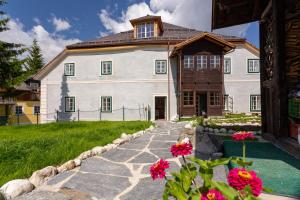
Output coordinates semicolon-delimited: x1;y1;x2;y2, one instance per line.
101;61;112;75
210;55;221;69
136;22;154;38
224;95;229;110
210;92;221;106
64;63;75;76
196;55;207;70
15;106;23;115
34;106;40;114
184;55;194;69
65;97;75;112
101;96;112;112
183;92;194;106
250;95;261;111
248;59;260;73
224;58;231;74
155;60;167;74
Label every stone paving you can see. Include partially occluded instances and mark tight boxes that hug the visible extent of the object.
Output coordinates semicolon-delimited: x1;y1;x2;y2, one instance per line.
17;121;212;200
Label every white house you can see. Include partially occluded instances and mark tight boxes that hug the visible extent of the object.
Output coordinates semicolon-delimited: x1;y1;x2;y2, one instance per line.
33;15;260;123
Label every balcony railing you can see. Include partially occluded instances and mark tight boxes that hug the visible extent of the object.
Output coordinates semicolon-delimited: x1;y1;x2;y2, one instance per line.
0;97;15;104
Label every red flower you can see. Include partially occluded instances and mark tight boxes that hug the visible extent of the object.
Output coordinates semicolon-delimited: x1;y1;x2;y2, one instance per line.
227;168;263;196
232;131;255;141
201;189;226;200
170;137;193;157
150;159;169;180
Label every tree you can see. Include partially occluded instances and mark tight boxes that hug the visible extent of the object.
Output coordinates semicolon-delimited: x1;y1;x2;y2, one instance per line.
26;39;44;74
0;0;26;89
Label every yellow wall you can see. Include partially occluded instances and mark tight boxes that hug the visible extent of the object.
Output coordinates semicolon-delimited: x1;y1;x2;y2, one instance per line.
0;105;5;116
10;101;40;125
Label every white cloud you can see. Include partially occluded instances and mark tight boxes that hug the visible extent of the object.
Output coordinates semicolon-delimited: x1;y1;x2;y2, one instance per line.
52;16;71;32
33;17;41;24
98;0;250;37
0;18;80;62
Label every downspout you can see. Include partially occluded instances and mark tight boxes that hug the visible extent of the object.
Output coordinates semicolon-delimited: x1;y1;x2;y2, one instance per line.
167;42;171;121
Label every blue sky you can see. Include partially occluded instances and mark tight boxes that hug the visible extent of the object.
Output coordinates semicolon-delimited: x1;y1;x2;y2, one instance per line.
1;0;259;61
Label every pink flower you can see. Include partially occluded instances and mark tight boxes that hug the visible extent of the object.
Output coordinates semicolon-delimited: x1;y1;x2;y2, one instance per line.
232;131;255;141
201;189;226;200
150;159;169;180
227;168;263;196
170;137;193;157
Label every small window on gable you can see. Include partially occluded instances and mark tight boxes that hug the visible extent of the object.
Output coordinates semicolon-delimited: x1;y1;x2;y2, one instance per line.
210;92;221;106
15;106;23;115
136;23;154;38
248;59;260;73
101;61;112;75
101;96;112;112
224;58;231;74
64;63;75;76
196;55;207;70
183;92;194;106
210;55;221;69
184;56;194;69
155;60;167;74
65;97;75;112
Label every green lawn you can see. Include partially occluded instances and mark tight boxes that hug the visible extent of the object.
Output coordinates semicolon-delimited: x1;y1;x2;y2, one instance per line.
0;121;151;186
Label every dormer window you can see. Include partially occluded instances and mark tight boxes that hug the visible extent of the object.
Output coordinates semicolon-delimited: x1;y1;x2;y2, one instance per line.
137;22;154;38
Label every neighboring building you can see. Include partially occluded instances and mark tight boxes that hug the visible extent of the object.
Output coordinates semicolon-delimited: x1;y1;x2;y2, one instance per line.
0;79;40;125
33;15;260;123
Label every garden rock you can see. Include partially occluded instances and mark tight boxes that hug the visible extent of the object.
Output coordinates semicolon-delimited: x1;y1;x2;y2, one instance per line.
78;150;92;160
197;126;204;132
113;138;126;145
220;128;227;134
208;128;214;133
0;179;34;199
120;133;128;139
184;123;192;129
196;134;217;155
57;160;76;173
228;130;235;134
29;166;57;187
91;146;105;155
0;192;5;200
104;144;117;152
204;127;209;131
213;129;219;134
74;158;82;167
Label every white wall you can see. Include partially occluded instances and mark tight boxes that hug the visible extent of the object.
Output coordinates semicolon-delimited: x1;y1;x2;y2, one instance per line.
40;46;178;122
224;44;260;114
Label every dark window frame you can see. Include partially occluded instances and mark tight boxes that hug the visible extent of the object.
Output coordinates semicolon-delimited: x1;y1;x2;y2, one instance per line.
224;58;231;74
247;59;260;73
155;60;167;74
101;61;113;75
101;96;112;113
65;96;76;112
250;94;261;112
64;63;75;76
183;91;194;106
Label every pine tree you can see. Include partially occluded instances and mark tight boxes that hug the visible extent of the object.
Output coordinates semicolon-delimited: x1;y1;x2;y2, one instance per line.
0;0;26;89
26;39;44;74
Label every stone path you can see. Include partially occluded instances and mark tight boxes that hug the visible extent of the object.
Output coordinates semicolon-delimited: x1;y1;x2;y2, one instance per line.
17;121;216;200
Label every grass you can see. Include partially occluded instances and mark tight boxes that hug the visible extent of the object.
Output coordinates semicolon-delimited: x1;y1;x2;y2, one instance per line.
0;121;151;186
224;141;300;197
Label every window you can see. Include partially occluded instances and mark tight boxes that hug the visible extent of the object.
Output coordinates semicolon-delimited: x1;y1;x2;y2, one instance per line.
196;55;207;70
64;63;75;76
210;92;221;106
224;95;229;111
224;58;231;74
248;59;260;73
136;22;154;38
210;55;221;69
101;96;112;112
184;56;194;69
183;92;193;106
34;106;40;114
30;82;39;91
15;106;23;115
250;95;261;111
101;61;112;75
65;97;75;112
155;60;167;74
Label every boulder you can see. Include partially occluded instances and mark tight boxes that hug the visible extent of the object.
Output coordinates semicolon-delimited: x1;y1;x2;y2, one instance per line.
91;146;105;155
113;138;126;145
74;158;82;167
132;131;143;138
213;129;219;134
197;126;204;132
208;128;214;133
57;160;76;173
29;166;57;187
103;144;117;152
1;179;34;199
220;128;227;134
195;134;217;155
184;123;192;129
204;127;209;131
78;150;92;160
120;133;128;139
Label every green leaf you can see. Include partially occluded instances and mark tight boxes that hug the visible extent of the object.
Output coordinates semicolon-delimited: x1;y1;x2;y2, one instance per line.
211;181;239;200
188;157;209;169
163;188;169;200
167;180;187;200
231;157;253;167
199;167;213;188
190;194;201;200
209;158;232;167
181;167;192;192
263;187;273;193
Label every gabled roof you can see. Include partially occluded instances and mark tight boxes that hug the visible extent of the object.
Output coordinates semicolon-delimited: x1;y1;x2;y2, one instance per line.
67;22;241;49
171;32;235;56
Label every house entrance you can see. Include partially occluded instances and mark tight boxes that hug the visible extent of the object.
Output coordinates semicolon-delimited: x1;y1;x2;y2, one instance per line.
155;96;166;120
196;93;207;116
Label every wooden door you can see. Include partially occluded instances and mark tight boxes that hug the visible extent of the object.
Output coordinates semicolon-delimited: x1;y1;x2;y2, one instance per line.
155;97;166;120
